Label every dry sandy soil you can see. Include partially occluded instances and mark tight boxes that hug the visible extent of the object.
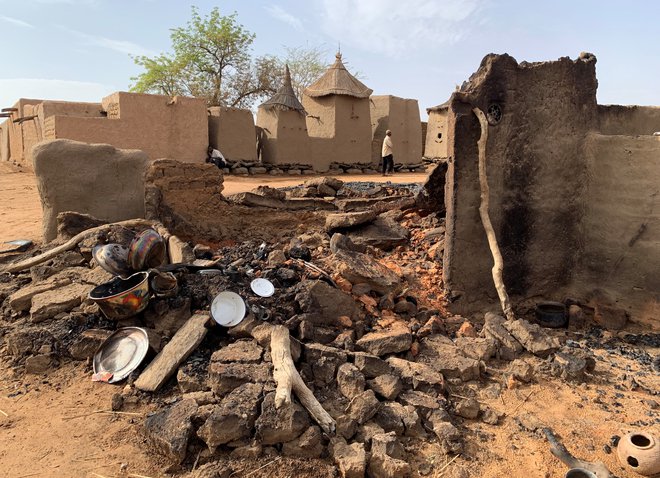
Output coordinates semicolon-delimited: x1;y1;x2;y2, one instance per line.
0;162;427;244
0;163;658;478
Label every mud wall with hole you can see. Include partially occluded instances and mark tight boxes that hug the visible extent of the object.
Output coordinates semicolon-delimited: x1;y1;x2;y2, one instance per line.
370;95;422;166
424;109;448;159
598;105;660;135
304;94;372;171
571;133;660;324
47;92;208;164
442;54;599;313
208;106;258;162
255;108;310;165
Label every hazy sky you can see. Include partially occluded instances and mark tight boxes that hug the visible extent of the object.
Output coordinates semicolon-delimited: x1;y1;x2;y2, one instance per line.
1;0;658;119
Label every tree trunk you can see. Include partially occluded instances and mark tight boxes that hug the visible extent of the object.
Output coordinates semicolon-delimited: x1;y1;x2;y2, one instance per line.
473;107;515;321
269;325;336;434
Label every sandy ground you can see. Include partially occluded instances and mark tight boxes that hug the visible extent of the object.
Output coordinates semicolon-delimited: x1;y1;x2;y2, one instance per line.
0;162;428;244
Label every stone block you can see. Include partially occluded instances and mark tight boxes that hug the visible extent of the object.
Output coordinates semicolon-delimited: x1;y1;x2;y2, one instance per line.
347;389;381;425
29;283;90;323
255;392;310;445
356;328;412;356
207;362;271;396
367;374;403;401
210;340;263;364
144;398;197;465
329;437;367;478
197;383;263;452
337;363;366;399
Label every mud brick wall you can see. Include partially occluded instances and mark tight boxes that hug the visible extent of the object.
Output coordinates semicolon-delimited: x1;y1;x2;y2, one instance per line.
574;133;660;324
208;107;258;162
32;139;147;241
597;105;660;135
442;54;599;311
144;159;225;241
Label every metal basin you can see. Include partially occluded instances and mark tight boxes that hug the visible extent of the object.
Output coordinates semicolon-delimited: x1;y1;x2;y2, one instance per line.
88;271;150;320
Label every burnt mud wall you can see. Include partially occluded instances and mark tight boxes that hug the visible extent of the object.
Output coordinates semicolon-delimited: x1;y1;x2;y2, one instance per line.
442;54;599;311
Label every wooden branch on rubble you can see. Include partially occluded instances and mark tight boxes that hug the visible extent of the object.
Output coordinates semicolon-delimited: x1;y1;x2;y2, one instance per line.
473;107;515;321
3;218;166;274
269;325;336;434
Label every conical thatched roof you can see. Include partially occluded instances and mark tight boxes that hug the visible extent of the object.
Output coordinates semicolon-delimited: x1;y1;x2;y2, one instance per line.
260;65;306;113
304;53;372;99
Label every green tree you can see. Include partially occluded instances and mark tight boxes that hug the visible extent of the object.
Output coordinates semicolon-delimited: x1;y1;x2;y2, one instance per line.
131;6;280;107
281;45;328;99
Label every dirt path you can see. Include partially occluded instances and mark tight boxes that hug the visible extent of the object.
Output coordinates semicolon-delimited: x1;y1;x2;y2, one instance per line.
0;164;428;244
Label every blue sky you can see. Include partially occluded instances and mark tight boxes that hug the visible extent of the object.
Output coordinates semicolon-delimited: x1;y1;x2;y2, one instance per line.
1;0;658;120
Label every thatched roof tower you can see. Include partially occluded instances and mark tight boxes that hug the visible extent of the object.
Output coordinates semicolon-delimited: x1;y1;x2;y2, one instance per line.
260;65;305;113
304;53;372;98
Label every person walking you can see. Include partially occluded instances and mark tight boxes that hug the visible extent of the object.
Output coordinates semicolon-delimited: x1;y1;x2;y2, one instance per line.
381;129;394;176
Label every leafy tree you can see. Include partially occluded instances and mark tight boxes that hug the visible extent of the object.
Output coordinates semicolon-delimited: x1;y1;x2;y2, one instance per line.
131;6;280;107
281;45;328;99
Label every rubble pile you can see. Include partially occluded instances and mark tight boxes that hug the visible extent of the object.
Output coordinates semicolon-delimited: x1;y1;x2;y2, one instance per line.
1;177;658;478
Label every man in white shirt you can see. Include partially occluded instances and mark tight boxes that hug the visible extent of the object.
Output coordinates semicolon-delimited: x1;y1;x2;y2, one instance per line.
207;146;226;169
381;129;394;176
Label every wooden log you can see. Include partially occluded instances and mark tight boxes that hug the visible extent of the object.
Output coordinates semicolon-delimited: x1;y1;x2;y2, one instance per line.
473;107;515;321
269;325;336;434
134;314;210;392
270;326;293;408
3;218;165;274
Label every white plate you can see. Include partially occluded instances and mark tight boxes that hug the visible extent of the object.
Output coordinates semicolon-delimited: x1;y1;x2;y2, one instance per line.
250;278;275;297
211;291;246;327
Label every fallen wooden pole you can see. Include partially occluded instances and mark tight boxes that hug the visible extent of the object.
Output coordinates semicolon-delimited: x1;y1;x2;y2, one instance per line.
270;325;336;434
3;218;164;274
473;107;515;321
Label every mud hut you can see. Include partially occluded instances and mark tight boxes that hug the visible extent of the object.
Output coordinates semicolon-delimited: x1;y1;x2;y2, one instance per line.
370;95;422;166
303;53;373;171
424;100;450;159
256;65;310;165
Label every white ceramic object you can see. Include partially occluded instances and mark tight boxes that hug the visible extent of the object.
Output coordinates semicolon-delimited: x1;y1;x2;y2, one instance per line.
211;291;246;327
616;431;660;476
250;278;275;297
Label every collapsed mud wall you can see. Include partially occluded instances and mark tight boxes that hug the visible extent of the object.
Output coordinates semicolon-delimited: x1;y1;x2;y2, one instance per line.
442;53;599;311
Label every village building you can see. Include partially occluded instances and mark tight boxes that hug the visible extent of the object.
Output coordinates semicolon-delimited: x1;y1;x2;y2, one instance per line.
208;106;258;163
0;92;208;168
424;100;449;160
302;53;373;171
370;95;422;166
256;65;310;166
